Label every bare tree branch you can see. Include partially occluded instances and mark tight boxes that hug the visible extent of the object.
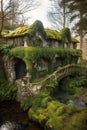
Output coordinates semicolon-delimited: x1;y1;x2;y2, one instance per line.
0;0;39;33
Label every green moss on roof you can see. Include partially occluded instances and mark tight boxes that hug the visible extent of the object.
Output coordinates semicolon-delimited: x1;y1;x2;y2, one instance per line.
4;21;61;41
3;20;79;43
4;26;31;37
4;20;46;38
71;37;79;43
45;29;62;40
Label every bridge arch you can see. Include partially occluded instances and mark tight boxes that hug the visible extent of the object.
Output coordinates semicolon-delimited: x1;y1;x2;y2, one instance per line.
27;64;87;95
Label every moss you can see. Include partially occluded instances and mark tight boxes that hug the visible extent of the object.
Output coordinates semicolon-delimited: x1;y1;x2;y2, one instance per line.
27;86;87;130
4;20;46;39
72;37;79;43
45;29;62;40
1;30;9;35
4;26;31;37
60;28;72;47
9;47;81;80
28;20;46;39
3;20;79;47
28;99;87;130
65;109;87;130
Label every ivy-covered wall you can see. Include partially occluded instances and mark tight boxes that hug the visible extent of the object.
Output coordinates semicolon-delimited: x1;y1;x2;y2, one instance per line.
8;47;81;81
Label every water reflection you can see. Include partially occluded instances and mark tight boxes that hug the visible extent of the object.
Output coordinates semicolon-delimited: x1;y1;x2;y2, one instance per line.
0;100;44;130
0;121;23;130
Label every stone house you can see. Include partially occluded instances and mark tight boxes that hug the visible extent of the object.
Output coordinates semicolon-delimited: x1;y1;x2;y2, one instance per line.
1;20;80;83
3;20;79;49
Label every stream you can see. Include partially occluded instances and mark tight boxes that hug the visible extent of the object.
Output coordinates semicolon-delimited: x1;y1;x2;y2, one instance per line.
0;100;44;130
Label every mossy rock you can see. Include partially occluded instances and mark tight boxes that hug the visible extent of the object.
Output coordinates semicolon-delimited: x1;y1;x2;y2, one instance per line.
27;89;87;130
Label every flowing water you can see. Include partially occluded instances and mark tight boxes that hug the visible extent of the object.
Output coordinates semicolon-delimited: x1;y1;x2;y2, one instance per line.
0;100;44;130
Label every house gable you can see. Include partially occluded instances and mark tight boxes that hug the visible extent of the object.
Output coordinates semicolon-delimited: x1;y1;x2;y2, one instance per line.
3;20;79;48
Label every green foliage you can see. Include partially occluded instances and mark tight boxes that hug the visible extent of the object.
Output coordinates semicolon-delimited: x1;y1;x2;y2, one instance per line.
28;95;87;130
31;91;51;111
27;73;87;130
60;75;86;93
55;74;87;102
68;75;87;88
50;72;87;104
45;29;62;40
46;80;57;89
46;80;58;93
0;44;14;56
28;20;46;39
0;80;17;100
9;47;81;79
65;109;87;130
21;96;33;111
62;0;87;34
60;28;72;46
33;36;43;47
22;90;51;111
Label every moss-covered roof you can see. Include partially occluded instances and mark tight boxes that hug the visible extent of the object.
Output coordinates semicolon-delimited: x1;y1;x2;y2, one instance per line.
71;37;79;43
3;20;62;41
45;29;62;41
4;26;31;37
3;20;46;38
3;20;79;43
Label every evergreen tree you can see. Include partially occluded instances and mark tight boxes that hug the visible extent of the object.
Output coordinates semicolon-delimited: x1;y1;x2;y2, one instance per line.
61;0;87;47
68;0;87;33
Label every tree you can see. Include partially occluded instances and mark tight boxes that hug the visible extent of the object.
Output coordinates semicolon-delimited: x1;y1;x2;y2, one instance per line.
62;0;87;48
66;0;87;32
47;0;70;30
0;0;39;33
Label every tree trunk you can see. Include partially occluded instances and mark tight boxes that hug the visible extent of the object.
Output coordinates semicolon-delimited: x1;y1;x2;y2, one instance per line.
0;0;4;34
63;0;66;28
79;13;83;49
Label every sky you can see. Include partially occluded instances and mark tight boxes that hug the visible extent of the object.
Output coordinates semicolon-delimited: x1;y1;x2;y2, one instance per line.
26;0;51;28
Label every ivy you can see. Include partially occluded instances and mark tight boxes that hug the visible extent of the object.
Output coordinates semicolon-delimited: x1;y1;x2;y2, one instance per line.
9;47;81;79
60;28;72;47
10;47;81;62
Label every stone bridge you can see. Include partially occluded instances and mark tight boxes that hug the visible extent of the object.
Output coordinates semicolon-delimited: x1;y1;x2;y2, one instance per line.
16;64;87;101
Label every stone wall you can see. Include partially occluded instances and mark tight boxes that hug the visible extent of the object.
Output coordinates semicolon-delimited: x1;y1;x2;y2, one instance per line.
4;57;16;82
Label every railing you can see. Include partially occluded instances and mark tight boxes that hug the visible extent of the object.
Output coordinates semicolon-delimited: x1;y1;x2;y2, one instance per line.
26;64;87;95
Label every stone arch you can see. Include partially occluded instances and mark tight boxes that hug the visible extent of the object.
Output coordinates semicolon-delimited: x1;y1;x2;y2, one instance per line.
15;58;27;80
